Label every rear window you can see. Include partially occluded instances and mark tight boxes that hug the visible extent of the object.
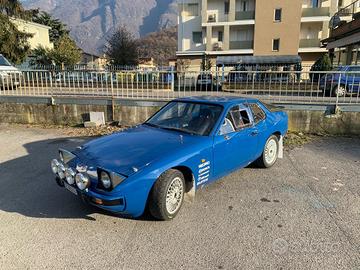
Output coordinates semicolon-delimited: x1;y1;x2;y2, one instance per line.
248;103;266;124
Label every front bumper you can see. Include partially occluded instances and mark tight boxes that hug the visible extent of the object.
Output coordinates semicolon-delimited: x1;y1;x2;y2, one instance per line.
56;177;126;213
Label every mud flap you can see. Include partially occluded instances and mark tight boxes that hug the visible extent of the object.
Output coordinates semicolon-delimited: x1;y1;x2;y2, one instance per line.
184;175;196;203
278;135;284;159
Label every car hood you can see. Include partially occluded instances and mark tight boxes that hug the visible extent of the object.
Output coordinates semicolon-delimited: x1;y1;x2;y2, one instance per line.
0;66;20;72
73;125;204;176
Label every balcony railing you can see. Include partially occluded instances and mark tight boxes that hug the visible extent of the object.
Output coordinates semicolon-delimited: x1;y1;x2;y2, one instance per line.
302;7;330;17
299;39;321;48
336;0;360;18
235;11;255;20
229;40;253;50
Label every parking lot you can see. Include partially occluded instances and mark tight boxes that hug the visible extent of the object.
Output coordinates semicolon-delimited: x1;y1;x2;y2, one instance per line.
0;124;359;270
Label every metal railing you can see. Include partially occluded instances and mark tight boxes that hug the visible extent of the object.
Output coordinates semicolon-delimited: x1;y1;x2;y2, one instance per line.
302;7;330;17
1;69;360;106
235;11;255;20
299;39;321;48
336;0;360;18
229;40;254;50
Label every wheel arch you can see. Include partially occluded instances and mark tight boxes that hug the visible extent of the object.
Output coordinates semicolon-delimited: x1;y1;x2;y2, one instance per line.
272;131;282;139
172;165;196;202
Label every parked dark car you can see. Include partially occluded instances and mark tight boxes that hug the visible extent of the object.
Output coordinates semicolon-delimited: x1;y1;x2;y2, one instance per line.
0;54;22;90
196;73;218;90
319;66;360;97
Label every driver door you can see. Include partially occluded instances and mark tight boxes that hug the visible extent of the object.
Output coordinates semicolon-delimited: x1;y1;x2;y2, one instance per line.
213;104;258;179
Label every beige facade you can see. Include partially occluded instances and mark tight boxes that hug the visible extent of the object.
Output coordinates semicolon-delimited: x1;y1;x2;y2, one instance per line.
10;18;53;50
79;52;108;70
177;0;356;66
253;0;302;55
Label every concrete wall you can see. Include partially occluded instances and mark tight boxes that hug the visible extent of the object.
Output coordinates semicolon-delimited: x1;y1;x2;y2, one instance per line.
0;97;359;135
288;110;360;135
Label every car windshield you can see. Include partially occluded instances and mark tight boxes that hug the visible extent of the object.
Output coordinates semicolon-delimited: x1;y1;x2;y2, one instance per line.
146;101;223;136
0;55;12;66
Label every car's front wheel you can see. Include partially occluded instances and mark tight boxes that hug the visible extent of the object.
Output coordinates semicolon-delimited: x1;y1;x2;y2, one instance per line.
149;169;185;220
255;135;279;168
332;84;347;97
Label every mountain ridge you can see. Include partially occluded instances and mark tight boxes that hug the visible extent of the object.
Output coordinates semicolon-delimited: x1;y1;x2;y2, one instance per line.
21;0;178;54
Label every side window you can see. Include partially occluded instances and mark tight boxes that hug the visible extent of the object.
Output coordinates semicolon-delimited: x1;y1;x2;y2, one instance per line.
348;66;360;77
249;103;266;124
220;105;251;135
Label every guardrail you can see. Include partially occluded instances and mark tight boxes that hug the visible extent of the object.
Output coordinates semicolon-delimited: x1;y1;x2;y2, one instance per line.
1;69;360;106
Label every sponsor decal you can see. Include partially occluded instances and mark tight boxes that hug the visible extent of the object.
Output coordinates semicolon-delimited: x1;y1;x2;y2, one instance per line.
197;160;210;186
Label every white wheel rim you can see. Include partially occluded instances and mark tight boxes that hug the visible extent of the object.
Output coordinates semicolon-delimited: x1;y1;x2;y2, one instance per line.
265;139;278;165
336;86;346;97
166;177;184;215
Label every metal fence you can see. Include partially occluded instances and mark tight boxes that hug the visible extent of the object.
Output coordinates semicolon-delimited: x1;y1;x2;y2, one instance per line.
1;69;360;106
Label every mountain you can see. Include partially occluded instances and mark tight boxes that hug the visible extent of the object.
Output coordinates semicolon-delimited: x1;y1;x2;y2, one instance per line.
139;27;177;65
21;0;178;54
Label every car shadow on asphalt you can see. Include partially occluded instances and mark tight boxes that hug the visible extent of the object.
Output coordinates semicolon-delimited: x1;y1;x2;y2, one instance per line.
0;136;157;221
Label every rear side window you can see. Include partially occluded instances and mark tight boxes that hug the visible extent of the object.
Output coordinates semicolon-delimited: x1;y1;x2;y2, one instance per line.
248;103;266;124
228;105;251;129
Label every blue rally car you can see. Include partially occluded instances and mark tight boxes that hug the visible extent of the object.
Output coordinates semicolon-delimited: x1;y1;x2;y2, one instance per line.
51;96;288;220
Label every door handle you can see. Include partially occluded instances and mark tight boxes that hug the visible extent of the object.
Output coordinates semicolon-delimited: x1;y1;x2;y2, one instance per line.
251;131;259;136
224;135;230;140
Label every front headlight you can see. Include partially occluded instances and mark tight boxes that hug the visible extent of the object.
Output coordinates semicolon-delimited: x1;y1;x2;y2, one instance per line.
65;168;76;185
97;169;126;190
75;173;90;190
51;159;59;174
57;163;66;179
100;171;112;189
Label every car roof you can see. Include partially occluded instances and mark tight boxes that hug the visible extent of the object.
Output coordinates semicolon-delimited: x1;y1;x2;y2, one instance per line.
174;96;258;106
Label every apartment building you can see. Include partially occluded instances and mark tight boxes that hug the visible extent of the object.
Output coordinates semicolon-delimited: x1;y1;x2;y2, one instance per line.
177;0;356;69
10;18;53;50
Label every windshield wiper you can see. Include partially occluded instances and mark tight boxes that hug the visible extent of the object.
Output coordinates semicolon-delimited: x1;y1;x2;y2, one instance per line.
160;126;196;135
144;122;159;128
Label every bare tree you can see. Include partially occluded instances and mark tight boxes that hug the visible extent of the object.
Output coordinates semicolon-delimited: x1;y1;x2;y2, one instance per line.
105;26;139;66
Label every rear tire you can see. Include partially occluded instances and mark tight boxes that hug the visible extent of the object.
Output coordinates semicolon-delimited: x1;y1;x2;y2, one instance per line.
149;169;185;221
255;135;279;168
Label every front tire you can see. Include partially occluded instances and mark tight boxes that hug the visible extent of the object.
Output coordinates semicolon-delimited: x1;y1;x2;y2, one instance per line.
149;169;185;220
255;135;279;168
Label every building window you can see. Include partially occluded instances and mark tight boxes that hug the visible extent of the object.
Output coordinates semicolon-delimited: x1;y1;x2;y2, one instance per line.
193;32;203;44
272;39;280;51
224;1;230;14
274;8;282;22
338;0;343;7
218;31;223;42
312;0;319;8
183;3;199;16
241;0;248;11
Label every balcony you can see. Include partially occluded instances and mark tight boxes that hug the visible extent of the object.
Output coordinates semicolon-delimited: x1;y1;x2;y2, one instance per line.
302;7;330;17
229;40;253;50
299;39;321;48
235;11;255;20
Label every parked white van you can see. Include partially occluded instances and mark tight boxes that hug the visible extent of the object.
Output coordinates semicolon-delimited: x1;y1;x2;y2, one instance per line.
0;54;22;89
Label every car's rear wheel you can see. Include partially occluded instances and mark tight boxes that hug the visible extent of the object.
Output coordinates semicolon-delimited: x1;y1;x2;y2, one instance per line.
255;135;279;168
149;169;185;220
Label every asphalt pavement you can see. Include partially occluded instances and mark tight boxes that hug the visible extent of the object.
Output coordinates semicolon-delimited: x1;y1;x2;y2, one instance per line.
0;124;359;270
